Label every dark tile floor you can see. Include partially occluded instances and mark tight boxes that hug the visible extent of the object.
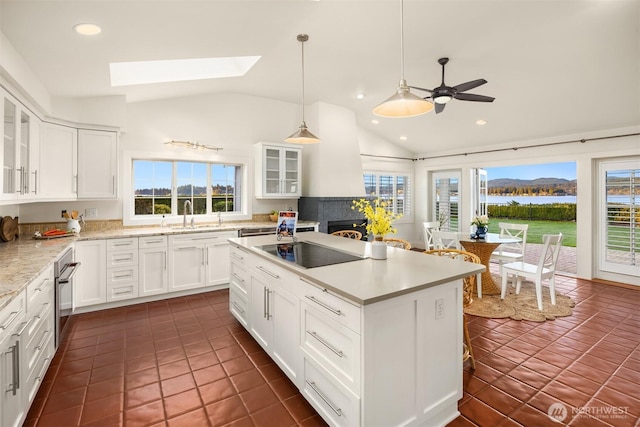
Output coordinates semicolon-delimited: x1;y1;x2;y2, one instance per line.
25;270;639;427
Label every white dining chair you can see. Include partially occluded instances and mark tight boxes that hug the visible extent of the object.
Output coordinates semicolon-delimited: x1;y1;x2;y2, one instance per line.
500;233;563;310
491;222;529;273
422;221;440;250
432;230;462;250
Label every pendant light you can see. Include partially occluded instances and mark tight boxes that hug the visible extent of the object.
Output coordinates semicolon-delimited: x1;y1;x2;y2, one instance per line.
373;0;433;118
285;34;320;144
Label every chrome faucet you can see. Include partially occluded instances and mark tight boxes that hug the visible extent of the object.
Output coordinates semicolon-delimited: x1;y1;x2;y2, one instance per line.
183;200;194;228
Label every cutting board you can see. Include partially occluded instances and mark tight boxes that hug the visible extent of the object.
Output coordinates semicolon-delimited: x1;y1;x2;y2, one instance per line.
0;216;19;242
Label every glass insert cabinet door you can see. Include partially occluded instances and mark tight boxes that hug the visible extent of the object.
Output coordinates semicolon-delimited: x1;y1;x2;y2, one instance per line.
3;97;16;195
257;143;301;198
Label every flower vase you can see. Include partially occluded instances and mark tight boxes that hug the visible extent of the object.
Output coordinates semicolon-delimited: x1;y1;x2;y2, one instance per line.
475;226;488;239
371;235;387;260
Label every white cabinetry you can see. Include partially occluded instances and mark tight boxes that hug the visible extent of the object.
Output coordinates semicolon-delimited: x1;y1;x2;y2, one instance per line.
168;232;234;293
74;240;107;307
0;291;27;427
1;90;39;202
39;123;77;200
138;236;168;297
106;238;139;302
229;247;250;327
254;142;302;198
77;129;117;199
243;252;302;386
23;266;55;405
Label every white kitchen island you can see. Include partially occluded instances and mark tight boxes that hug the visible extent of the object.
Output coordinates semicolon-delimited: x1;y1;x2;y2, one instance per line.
228;232;484;427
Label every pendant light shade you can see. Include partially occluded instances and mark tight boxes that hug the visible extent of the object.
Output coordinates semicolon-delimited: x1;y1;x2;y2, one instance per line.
373;0;433;118
285;34;320;144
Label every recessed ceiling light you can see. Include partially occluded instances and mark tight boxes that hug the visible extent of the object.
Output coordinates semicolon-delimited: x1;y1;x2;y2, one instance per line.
371;119;379;124
73;23;102;36
476;119;487;126
109;56;261;86
357;93;366;100
400;136;407;141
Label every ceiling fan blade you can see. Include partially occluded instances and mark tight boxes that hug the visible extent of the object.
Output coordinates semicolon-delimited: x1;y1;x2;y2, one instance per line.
409;85;433;93
453;79;487;93
434;102;446;114
454;93;495;102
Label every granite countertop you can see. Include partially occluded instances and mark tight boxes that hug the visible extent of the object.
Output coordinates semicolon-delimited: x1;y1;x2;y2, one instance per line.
0;221;318;310
229;232;485;305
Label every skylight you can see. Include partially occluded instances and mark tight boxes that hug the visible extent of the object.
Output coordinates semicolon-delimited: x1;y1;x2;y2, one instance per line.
109;56;261;87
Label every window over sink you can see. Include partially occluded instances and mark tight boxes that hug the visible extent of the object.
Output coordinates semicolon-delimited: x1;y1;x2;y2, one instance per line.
132;159;243;217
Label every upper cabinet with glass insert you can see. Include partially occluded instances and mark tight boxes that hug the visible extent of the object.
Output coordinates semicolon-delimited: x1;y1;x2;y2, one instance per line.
254;142;302;199
1;89;39;202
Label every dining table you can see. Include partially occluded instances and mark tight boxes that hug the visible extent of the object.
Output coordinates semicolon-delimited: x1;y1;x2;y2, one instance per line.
459;232;522;296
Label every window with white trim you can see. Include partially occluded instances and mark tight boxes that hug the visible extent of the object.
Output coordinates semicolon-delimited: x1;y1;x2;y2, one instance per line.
363;172;412;221
133;159;242;217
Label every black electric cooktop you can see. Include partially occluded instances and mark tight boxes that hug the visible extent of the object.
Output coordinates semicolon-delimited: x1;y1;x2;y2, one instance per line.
256;241;366;269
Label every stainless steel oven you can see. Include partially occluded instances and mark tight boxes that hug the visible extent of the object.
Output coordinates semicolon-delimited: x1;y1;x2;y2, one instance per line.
54;248;80;348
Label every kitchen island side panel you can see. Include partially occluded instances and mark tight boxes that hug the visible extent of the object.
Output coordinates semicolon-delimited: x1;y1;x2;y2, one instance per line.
362;278;463;427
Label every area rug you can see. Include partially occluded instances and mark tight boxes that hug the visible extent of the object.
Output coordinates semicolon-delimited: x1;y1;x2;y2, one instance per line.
464;274;576;322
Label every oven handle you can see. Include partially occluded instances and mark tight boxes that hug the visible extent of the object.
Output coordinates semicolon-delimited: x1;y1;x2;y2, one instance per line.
57;262;81;284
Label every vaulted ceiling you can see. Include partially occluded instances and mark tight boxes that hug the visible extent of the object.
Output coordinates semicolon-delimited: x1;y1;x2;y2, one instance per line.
1;0;638;154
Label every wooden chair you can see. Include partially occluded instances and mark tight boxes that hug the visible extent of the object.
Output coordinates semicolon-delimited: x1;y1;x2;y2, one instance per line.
422;221;440;250
491;222;529;274
331;230;363;240
432;230;462;250
383;237;411;250
501;233;563;311
423;248;481;369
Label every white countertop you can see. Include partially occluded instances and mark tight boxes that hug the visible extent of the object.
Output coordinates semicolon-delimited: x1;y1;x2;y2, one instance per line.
229;232;485;305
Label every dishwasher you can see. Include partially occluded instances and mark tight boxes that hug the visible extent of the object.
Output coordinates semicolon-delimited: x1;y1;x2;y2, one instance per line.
238;224;316;237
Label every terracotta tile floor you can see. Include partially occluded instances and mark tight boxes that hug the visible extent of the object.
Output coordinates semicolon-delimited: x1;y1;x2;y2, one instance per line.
25;271;639;427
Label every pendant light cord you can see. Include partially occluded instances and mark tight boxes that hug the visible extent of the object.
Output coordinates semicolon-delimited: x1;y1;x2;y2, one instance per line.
400;0;405;81
300;36;306;123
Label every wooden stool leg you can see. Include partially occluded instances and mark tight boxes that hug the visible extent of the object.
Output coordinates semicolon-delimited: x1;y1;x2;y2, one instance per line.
463;314;476;370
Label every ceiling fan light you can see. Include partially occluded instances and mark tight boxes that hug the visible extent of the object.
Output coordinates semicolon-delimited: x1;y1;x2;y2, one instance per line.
433;94;452;104
373;80;434;118
285;122;320;144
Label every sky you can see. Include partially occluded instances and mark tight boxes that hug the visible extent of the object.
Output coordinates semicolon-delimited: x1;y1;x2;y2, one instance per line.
484;162;576;181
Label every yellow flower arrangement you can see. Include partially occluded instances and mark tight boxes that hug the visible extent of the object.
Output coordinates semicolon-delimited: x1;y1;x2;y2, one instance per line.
352;198;402;237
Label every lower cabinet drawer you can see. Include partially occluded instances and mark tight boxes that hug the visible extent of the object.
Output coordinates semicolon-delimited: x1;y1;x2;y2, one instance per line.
301;303;361;395
25;334;54;404
303;358;360;427
106;282;139;302
24;305;54;378
300;279;361;333
107;266;139;285
229;284;248;327
230;261;249;294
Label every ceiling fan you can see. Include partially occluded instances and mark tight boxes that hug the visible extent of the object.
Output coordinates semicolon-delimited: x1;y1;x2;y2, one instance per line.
410;57;495;114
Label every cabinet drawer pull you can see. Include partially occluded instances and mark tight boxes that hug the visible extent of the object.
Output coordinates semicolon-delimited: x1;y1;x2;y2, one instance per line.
112;242;133;247
36;302;49;319
307;331;344;357
176;246;197;250
113;289;132;296
305;296;342;316
231;273;245;283
306;380;342;417
145;239;164;244
231;301;245;314
36;330;50;351
35;277;50;292
13;318;32;337
230;252;244;260
5;341;20;395
113;273;133;279
0;311;20;330
257;266;280;279
36;357;50;382
112;255;133;261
